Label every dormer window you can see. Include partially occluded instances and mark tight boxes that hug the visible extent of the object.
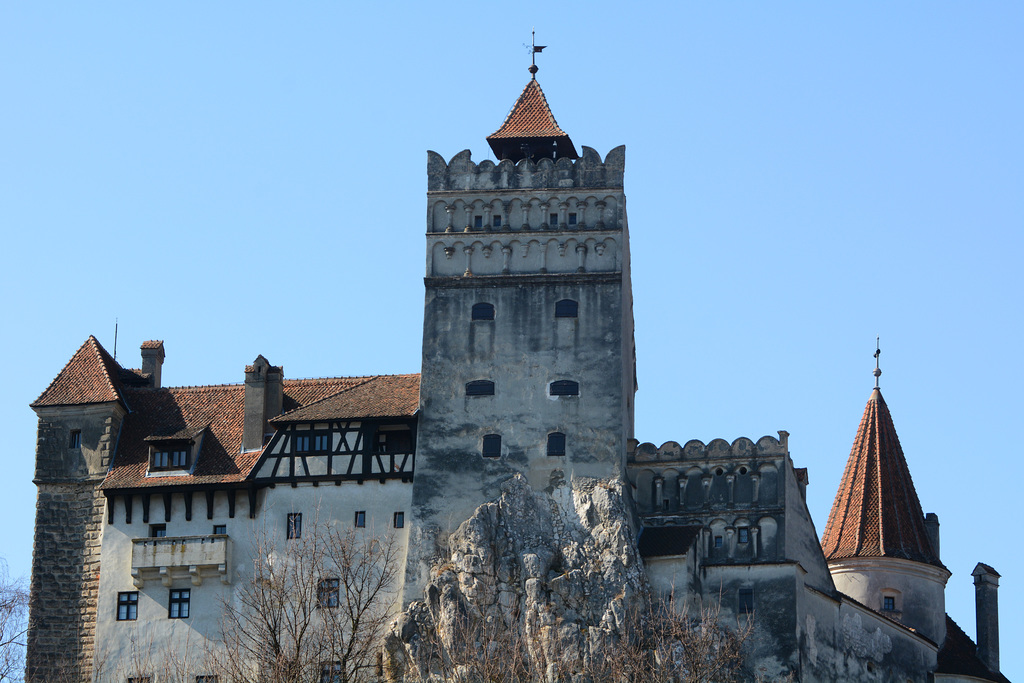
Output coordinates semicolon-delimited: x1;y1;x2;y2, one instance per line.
151;447;189;471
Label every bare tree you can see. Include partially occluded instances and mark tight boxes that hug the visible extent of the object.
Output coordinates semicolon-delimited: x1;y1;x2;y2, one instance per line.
215;514;401;683
0;560;28;683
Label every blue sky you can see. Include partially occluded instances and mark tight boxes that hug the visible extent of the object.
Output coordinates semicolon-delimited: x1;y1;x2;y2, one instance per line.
2;2;1022;676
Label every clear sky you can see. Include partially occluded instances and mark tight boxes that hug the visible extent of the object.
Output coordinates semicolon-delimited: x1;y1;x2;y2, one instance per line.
2;2;1022;677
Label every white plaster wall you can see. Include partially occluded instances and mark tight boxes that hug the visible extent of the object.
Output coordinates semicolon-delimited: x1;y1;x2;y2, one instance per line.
93;480;411;681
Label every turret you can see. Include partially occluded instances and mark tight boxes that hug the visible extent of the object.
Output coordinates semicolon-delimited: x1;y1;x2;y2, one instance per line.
821;347;950;644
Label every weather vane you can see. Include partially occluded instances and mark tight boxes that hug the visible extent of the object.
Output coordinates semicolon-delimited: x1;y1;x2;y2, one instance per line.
527;28;546;76
873;336;882;389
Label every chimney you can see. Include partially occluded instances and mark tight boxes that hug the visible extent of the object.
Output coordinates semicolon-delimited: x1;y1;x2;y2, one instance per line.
243;355;284;452
924;512;940;560
140;341;165;388
972;563;1000;674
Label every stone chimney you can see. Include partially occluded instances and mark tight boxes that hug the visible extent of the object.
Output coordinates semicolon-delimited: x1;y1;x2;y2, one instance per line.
972;563;1000;674
140;341;165;388
243;355;283;452
924;512;940;560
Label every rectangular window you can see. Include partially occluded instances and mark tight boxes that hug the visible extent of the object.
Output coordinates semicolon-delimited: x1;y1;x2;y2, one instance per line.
738;528;749;544
320;663;342;683
168;589;190;619
150;524;166;538
493;215;502;228
294;435;310;453
69;430;81;448
212;524;227;535
171;450;188;468
546;432;566;457
714;536;723;548
739;588;754;614
287;513;302;539
568;212;577;225
883;596;895;611
482;434;501;458
354;511;366;528
393;511;405;528
117;592;138;621
549;213;558;225
474;215;483;228
318;578;340;608
314;434;331;452
153;451;168;468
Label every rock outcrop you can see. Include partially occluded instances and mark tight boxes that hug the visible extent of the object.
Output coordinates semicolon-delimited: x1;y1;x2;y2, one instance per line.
386;474;648;681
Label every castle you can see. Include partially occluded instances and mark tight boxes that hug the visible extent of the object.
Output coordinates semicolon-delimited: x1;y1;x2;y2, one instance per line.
27;65;1007;682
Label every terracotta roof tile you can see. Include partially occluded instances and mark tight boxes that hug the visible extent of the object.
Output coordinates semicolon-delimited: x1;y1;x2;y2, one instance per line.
272;374;420;423
821;389;942;567
487;78;578;161
32;336;126;408
140;340;164;350
936;615;1009;682
101;374;418;491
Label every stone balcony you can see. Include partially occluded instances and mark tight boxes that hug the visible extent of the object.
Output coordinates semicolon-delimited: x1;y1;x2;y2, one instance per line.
131;534;231;587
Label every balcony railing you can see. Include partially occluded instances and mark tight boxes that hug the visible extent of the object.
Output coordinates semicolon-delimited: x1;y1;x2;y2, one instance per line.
131;534;231;587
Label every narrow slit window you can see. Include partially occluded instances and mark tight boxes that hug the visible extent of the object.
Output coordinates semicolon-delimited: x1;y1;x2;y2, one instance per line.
554;299;578;318
287;513;302;539
393;511;405;528
738;588;754;614
471;303;495;321
547;432;566;457
549;380;579;397
482;434;501;458
354;510;366;528
466;380;495;396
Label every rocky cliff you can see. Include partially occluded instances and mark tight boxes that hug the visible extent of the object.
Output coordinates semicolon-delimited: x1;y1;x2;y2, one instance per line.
386;474;648;681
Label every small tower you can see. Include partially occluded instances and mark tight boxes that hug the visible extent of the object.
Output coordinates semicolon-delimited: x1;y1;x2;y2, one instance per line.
821;347;950;644
27;336;131;681
407;54;635;599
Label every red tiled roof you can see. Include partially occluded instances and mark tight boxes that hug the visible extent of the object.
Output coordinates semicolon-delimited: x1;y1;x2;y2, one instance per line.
32;336;126;408
271;374;420;423
489;78;569;140
101;374;419;491
487;78;578;161
936;615;1009;682
821;389;942;567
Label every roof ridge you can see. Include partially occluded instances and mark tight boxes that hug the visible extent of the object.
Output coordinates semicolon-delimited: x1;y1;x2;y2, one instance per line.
273;376;378;421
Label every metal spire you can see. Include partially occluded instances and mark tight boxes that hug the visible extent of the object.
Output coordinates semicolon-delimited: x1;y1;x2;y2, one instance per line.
528;28;546;77
873;336;882;389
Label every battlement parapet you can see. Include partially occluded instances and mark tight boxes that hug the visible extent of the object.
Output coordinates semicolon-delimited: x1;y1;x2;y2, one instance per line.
629;432;790;464
427;146;625;193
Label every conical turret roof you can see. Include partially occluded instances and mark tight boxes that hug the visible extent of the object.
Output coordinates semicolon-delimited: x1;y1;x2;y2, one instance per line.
487;77;578;162
821;388;943;567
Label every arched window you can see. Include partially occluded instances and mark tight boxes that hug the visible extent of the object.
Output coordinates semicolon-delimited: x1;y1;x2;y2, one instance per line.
472;303;495;320
547;432;566;456
465;380;495;396
482;434;501;458
549;380;579;396
555;299;578;318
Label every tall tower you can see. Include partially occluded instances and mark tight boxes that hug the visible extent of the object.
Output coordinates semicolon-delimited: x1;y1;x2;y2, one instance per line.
821;361;950;644
26;336;140;681
405;64;635;599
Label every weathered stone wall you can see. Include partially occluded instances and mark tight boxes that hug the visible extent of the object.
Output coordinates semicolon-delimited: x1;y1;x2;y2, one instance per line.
27;405;121;683
27;483;106;682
